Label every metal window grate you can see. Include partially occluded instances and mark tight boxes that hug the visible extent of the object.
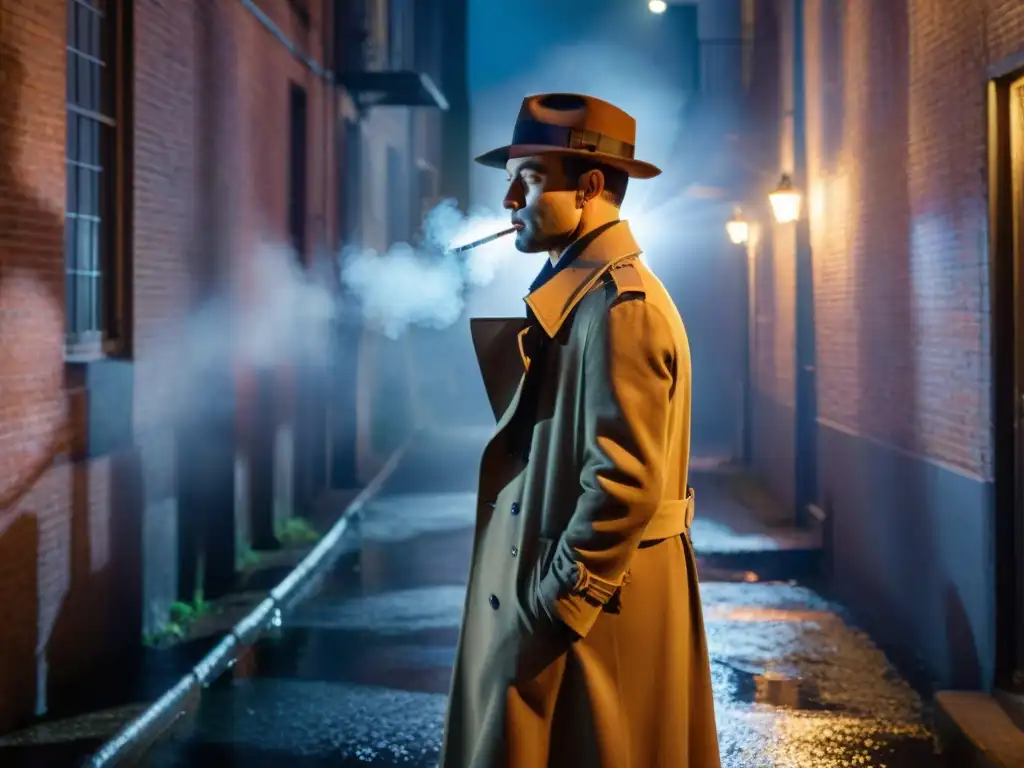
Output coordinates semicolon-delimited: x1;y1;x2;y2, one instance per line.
65;0;116;348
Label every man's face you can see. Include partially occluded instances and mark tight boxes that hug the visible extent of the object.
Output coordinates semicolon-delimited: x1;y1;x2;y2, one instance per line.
503;155;582;253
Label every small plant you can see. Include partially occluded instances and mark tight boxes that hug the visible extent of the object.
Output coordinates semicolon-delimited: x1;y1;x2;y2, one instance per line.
236;539;261;571
168;600;198;626
276;516;321;548
142;555;221;648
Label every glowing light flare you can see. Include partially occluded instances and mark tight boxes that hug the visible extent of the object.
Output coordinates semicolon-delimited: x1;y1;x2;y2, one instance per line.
726;208;750;245
648;0;668;13
769;174;802;224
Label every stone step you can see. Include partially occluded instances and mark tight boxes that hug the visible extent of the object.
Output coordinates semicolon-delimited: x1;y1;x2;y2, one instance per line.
935;691;1024;768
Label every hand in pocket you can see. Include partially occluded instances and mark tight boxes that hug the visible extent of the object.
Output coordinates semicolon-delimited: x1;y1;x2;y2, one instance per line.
514;538;575;683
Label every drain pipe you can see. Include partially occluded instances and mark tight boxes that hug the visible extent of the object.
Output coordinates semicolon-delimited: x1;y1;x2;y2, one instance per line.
237;0;332;82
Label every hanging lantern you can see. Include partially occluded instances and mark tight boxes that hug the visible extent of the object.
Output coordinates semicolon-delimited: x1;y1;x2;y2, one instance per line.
769;173;802;224
726;208;750;245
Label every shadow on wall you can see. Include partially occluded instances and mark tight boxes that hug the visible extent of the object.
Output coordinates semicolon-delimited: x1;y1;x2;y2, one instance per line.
45;453;145;719
0;5;59;733
0;9;147;728
0;515;39;733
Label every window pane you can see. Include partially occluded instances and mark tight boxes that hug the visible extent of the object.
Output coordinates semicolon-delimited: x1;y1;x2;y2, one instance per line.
78;218;93;271
65;267;76;335
94;170;102;224
87;218;99;273
65;217;77;268
79;167;94;217
79;118;94;165
77;272;91;332
90;11;101;61
67;162;78;211
76;55;89;110
75;3;89;53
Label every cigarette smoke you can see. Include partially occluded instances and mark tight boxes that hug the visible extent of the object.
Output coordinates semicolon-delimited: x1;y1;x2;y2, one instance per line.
133;201;515;428
135;239;340;427
339;199;516;339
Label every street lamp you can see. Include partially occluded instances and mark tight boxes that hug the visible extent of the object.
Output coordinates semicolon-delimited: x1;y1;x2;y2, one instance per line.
769;173;801;223
726;208;749;245
648;0;668;13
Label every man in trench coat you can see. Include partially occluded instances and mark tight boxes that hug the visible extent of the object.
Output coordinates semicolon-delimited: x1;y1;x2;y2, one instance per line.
441;93;720;768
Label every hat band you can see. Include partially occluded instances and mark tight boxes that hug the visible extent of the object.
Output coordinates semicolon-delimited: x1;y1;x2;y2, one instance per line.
510;119;636;161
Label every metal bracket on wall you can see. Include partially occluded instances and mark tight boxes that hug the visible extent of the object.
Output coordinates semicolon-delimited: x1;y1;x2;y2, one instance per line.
806;503;827;522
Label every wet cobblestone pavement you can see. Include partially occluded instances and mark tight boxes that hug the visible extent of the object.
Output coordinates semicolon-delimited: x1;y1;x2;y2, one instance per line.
135;478;939;767
0;457;941;767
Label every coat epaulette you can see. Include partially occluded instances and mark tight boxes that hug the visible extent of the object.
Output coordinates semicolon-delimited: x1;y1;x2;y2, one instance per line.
607;258;646;302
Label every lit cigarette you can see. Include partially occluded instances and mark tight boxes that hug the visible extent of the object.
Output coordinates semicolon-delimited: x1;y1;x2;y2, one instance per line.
448;227;517;254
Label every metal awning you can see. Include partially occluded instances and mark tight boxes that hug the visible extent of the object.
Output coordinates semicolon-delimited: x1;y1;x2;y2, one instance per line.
339;71;449;111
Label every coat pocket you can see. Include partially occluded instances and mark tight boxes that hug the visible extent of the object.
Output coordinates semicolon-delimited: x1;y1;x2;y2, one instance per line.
512;537;571;684
523;537;557;630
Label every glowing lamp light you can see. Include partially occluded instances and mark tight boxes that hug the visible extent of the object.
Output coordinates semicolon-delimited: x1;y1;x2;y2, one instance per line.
648;0;668;14
769;174;802;224
725;209;749;245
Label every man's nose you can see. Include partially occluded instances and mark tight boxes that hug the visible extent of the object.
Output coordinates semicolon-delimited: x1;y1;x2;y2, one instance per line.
503;181;524;211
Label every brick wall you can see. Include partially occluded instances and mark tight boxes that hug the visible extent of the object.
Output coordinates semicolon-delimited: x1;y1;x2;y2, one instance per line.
0;0;88;732
777;0;1024;481
0;0;337;733
748;0;1024;687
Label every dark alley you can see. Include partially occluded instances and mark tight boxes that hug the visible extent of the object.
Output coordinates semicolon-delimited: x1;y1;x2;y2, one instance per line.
2;0;1024;766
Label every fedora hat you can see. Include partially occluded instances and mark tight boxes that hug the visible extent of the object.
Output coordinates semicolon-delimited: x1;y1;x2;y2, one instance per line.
475;93;662;179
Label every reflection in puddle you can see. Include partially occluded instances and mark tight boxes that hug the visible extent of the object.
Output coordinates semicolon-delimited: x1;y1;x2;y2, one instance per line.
754;670;805;708
725;662;842;713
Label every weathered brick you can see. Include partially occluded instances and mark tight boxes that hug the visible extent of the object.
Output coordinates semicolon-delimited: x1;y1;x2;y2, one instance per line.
0;0;337;733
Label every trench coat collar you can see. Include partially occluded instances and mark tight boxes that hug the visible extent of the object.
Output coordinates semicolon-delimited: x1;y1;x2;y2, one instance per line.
524;219;642;338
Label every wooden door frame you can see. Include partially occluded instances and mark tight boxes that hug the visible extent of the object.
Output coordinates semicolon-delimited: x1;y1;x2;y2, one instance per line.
989;59;1024;693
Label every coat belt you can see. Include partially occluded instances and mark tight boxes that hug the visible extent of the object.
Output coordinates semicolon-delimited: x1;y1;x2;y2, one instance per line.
641;487;696;542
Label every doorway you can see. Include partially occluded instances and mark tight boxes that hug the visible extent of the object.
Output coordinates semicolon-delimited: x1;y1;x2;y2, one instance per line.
990;69;1024;693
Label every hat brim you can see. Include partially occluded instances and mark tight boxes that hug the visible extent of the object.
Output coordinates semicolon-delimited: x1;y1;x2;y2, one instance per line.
474;144;662;179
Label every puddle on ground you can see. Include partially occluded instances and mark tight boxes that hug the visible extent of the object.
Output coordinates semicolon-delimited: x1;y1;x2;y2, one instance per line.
724;662;844;712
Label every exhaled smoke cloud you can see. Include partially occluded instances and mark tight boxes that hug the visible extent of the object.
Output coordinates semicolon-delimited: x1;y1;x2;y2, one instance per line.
240;242;336;368
339;199;514;339
135;239;339;427
135;202;514;428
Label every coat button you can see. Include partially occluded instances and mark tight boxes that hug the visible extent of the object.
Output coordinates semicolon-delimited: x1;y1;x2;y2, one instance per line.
489;594;500;610
510;502;520;516
511;545;519;557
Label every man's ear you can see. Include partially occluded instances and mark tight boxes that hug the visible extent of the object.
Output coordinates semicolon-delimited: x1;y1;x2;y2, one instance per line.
576;169;605;208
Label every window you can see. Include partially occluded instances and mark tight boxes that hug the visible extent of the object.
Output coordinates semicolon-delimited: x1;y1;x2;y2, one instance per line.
65;0;127;355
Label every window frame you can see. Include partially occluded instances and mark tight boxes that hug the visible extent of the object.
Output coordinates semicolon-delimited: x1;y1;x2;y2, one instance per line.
64;0;133;360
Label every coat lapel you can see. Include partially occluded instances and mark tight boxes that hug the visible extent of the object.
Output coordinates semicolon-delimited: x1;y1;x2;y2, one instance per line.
470;317;528;422
524;220;643;338
469;221;642;427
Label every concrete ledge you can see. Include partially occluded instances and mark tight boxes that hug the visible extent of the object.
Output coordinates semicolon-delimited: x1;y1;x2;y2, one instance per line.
935;691;1024;768
85;438;412;767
